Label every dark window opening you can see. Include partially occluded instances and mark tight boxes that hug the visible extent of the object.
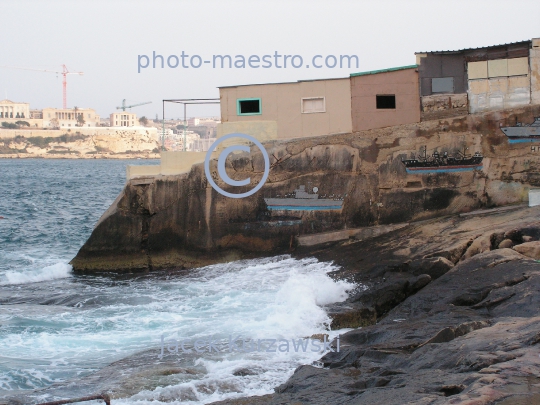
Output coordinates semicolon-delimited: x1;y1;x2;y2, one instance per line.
238;99;261;115
376;95;396;109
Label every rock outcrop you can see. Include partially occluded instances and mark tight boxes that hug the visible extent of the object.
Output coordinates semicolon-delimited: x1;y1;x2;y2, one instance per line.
210;206;540;405
71;105;540;272
0;127;160;158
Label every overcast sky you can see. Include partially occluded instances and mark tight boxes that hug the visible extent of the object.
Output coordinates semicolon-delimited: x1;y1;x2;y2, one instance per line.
1;0;539;119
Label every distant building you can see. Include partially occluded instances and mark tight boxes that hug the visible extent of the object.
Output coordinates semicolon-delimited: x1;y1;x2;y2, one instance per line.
187;118;200;126
42;108;100;128
29;110;43;119
198;119;219;127
416;37;540;115
110;112;137;127
0;99;30;119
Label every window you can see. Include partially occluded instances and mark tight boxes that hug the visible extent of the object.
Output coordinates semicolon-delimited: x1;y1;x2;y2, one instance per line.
376;95;396;109
301;97;325;113
432;77;454;93
237;98;262;115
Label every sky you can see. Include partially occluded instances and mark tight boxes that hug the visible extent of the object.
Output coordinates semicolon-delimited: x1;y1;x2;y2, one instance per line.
1;0;539;120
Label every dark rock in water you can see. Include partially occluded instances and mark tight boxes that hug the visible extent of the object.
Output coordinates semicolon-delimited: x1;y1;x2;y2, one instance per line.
232;368;259;377
329;305;377;329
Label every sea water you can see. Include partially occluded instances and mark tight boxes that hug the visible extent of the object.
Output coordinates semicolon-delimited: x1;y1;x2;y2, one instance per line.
0;159;354;404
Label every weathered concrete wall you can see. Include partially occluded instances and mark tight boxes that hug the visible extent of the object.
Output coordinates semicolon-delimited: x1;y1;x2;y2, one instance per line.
71;105;540;272
127;165;161;179
350;67;420;131
531;39;540;105
468;75;531;113
421;93;467;112
217;121;278;143
219;78;353;139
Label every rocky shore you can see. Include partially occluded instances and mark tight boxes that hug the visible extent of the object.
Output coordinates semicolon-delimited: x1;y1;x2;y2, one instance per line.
212;205;540;404
9;205;540;405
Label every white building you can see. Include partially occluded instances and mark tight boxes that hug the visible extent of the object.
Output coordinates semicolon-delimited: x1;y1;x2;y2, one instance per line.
42;108;100;128
110;112;138;127
0;99;30;119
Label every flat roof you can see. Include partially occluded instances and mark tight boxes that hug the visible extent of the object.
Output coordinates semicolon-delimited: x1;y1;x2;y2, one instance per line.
218;76;349;89
350;64;418;77
415;39;531;54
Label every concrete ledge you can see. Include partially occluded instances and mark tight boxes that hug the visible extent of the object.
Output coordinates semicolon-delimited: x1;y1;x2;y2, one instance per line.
297;223;409;247
160;151;207;175
126;151;210;180
127;165;161;180
459;204;528;217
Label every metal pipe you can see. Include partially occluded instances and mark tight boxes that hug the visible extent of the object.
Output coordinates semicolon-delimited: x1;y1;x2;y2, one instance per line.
162;100;165;151
35;393;111;405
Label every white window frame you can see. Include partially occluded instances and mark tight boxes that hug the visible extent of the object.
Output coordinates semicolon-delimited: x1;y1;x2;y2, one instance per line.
301;96;326;114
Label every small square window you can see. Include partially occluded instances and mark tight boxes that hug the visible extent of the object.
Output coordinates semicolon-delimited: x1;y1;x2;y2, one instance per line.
376;95;396;109
432;77;454;93
302;97;325;113
237;98;262;115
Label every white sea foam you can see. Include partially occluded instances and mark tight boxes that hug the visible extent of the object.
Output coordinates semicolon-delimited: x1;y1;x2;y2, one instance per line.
1;262;72;285
113;257;355;405
1;255;357;404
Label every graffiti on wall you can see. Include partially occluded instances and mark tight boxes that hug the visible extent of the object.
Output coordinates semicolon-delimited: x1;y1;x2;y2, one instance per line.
501;117;540;144
401;146;483;174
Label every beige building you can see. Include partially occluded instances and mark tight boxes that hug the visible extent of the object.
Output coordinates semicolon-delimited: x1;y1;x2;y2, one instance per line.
219;77;353;140
350;65;420;131
218;67;420;141
42;108;100;128
0;99;30;120
110;112;137;127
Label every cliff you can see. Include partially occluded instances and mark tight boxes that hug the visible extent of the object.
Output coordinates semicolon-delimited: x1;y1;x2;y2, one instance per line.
0;127;160;159
70;105;540;272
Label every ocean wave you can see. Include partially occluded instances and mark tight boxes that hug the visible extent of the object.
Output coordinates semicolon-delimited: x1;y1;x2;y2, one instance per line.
1;262;73;285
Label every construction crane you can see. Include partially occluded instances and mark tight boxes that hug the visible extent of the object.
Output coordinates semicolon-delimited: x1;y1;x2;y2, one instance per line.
0;64;83;109
116;99;152;111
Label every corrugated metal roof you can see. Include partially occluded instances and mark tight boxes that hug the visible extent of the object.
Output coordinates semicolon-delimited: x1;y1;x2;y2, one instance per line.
415;39;531;54
350;64;418;77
